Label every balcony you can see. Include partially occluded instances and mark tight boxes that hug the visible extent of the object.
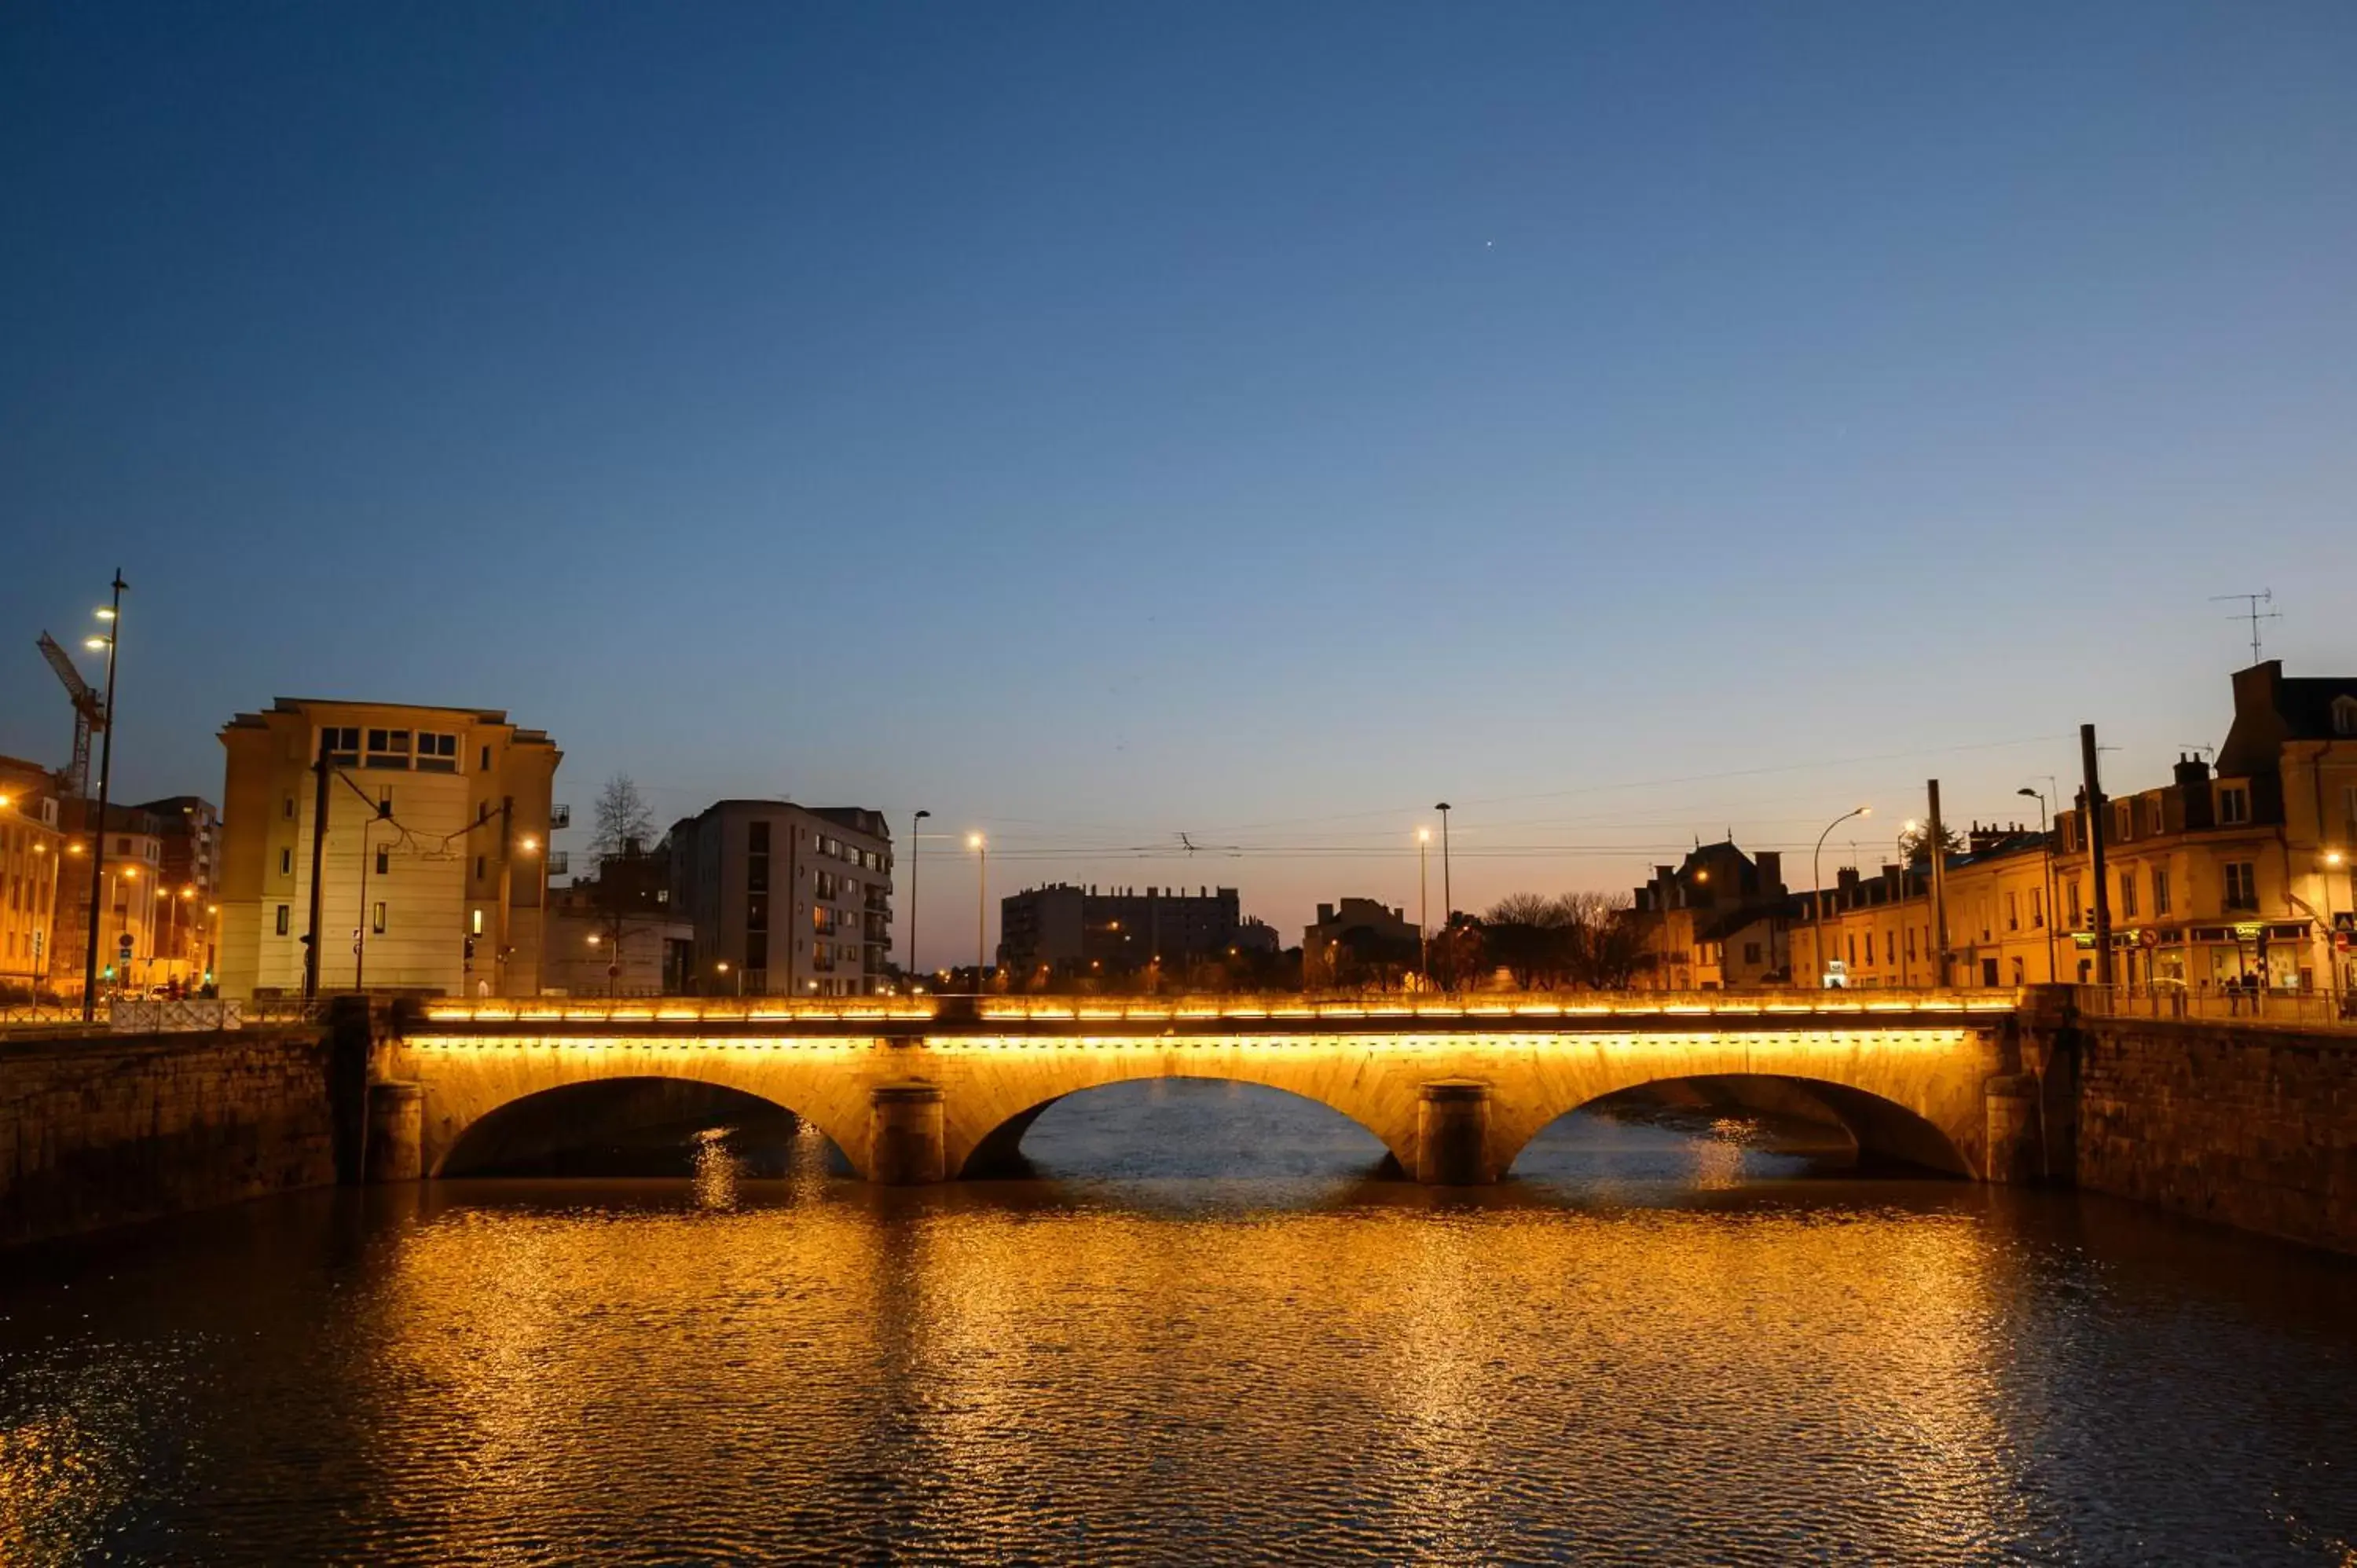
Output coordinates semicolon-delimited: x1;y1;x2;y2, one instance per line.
551;804;572;830
546;851;570;877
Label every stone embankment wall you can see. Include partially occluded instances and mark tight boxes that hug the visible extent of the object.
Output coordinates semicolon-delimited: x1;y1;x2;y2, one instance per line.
0;1027;342;1247
2073;1017;2357;1254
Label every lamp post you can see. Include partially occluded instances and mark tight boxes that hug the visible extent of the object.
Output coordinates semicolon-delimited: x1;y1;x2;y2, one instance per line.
1433;802;1452;988
715;959;740;996
1417;826;1432;982
909;809;930;985
1811;804;1871;989
79;573;126;1020
968;833;987;990
2018;784;2062;986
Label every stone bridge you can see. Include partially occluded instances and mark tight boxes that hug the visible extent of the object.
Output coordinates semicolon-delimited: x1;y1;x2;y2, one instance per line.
372;990;2047;1185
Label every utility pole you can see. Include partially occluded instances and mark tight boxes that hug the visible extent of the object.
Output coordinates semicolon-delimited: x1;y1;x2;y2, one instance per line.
79;572;127;1020
1926;781;1951;987
2080;724;2113;987
1434;802;1453;988
302;728;332;1002
908;809;929;987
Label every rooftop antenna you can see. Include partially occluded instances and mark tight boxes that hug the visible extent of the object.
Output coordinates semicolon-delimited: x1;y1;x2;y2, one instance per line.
2209;588;2279;665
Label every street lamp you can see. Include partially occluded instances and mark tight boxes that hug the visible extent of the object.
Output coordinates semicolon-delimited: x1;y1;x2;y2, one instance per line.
80;572;126;1020
715;959;740;996
909;808;930;984
1417;826;1432;981
968;833;987;989
2018;785;2063;985
1810;804;1872;989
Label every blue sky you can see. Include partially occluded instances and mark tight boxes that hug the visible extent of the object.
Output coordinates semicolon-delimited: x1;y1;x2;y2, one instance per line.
4;2;2352;966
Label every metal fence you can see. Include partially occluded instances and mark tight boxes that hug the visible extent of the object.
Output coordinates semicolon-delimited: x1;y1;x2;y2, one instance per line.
2075;984;2357;1029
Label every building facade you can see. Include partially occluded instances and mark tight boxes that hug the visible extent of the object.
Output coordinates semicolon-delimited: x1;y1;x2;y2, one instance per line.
1631;844;1791;990
0;757;67;998
1790;827;2057;990
216;700;563;999
999;884;1245;983
1302;896;1420;987
669;802;895;996
134;795;222;988
2051;662;2357;997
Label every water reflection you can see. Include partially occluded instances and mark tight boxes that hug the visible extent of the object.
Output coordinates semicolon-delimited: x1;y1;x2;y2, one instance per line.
2;1085;2356;1563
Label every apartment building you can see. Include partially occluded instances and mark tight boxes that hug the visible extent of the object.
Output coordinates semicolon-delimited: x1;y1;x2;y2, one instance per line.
0;756;67;996
216;700;563;998
1631;842;1791;990
1001;883;1246;982
134;795;222;987
669;801;895;996
2052;661;2357;995
1791;827;2057;989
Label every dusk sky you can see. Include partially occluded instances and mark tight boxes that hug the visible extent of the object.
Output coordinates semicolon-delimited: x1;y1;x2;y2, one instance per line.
5;2;2352;968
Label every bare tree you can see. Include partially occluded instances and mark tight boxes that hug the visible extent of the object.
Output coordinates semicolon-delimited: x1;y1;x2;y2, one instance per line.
1483;892;1574;989
592;775;656;861
1560;890;1647;990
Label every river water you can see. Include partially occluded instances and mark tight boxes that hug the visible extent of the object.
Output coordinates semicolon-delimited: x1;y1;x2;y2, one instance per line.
5;1080;2357;1565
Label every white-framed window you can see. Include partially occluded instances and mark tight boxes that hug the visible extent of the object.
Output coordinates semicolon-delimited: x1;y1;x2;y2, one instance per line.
2333;695;2357;736
275;904;290;936
2154;869;2172;915
417;731;460;772
279;848;292;876
471;907;484;936
2119;870;2139;919
2224;861;2258;910
365;729;412;769
2219;785;2250;825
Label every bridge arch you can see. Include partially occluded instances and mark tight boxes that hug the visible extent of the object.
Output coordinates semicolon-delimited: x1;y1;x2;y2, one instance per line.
438;1077;843;1178
956;1075;1400;1178
1505;1072;1973;1179
405;1042;883;1178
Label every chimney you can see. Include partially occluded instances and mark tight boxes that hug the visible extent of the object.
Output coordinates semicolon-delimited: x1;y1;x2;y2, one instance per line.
1756;850;1783;894
1317;903;1335;924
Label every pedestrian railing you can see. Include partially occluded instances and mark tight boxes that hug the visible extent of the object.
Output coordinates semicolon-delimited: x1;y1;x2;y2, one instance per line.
2075;984;2356;1029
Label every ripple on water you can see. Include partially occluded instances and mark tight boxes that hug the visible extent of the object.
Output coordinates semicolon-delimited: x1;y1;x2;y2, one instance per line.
0;1087;2354;1564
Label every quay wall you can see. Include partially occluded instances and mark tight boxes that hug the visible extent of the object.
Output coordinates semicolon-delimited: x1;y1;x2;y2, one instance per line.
2070;1016;2357;1255
0;1026;346;1247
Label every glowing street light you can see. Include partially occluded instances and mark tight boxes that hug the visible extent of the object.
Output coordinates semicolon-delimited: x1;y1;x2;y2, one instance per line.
79;573;126;1020
968;833;987;987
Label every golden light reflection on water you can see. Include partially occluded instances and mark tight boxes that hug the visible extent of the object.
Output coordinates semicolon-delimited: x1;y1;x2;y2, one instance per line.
8;1105;2357;1563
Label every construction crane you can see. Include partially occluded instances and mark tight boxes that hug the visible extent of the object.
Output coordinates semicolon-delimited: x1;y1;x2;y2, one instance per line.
35;632;105;797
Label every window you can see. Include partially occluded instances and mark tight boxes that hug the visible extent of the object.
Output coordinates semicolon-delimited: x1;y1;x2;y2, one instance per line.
750;822;771;852
2031;888;2044;929
376;848;390;875
2224;861;2258;910
1905;926;1916;959
471;907;484;936
1864;932;1875;965
2115;801;2133;841
284;796;295;820
280;848;292;876
2119;871;2138;919
475;855;486;881
2011;958;2026;984
2154;869;2172;916
372;902;387;935
2219;785;2250;825
1847;935;1857;968
275;904;290;936
416;732;459;772
2005;892;2018;932
1743;941;1762;965
2066;878;2083;928
480;745;493;772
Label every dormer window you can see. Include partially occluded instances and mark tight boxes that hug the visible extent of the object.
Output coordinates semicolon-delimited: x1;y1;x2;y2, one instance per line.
2334;695;2357;736
2219;784;2250;825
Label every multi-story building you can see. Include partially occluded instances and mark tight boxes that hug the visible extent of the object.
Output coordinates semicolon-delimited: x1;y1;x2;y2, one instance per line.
46;802;167;996
669;801;895;996
1631;843;1791;990
215;700;563;998
1302;896;1420;987
1790;826;2056;990
999;883;1245;983
2051;661;2357;995
0;756;67;997
546;875;695;996
134;795;222;987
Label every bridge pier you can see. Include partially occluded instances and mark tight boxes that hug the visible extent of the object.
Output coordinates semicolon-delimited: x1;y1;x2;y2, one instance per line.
365;1081;424;1182
869;1082;946;1185
1416;1079;1495;1185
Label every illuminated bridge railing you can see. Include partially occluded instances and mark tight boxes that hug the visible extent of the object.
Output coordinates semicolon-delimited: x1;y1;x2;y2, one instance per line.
414;989;2027;1030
